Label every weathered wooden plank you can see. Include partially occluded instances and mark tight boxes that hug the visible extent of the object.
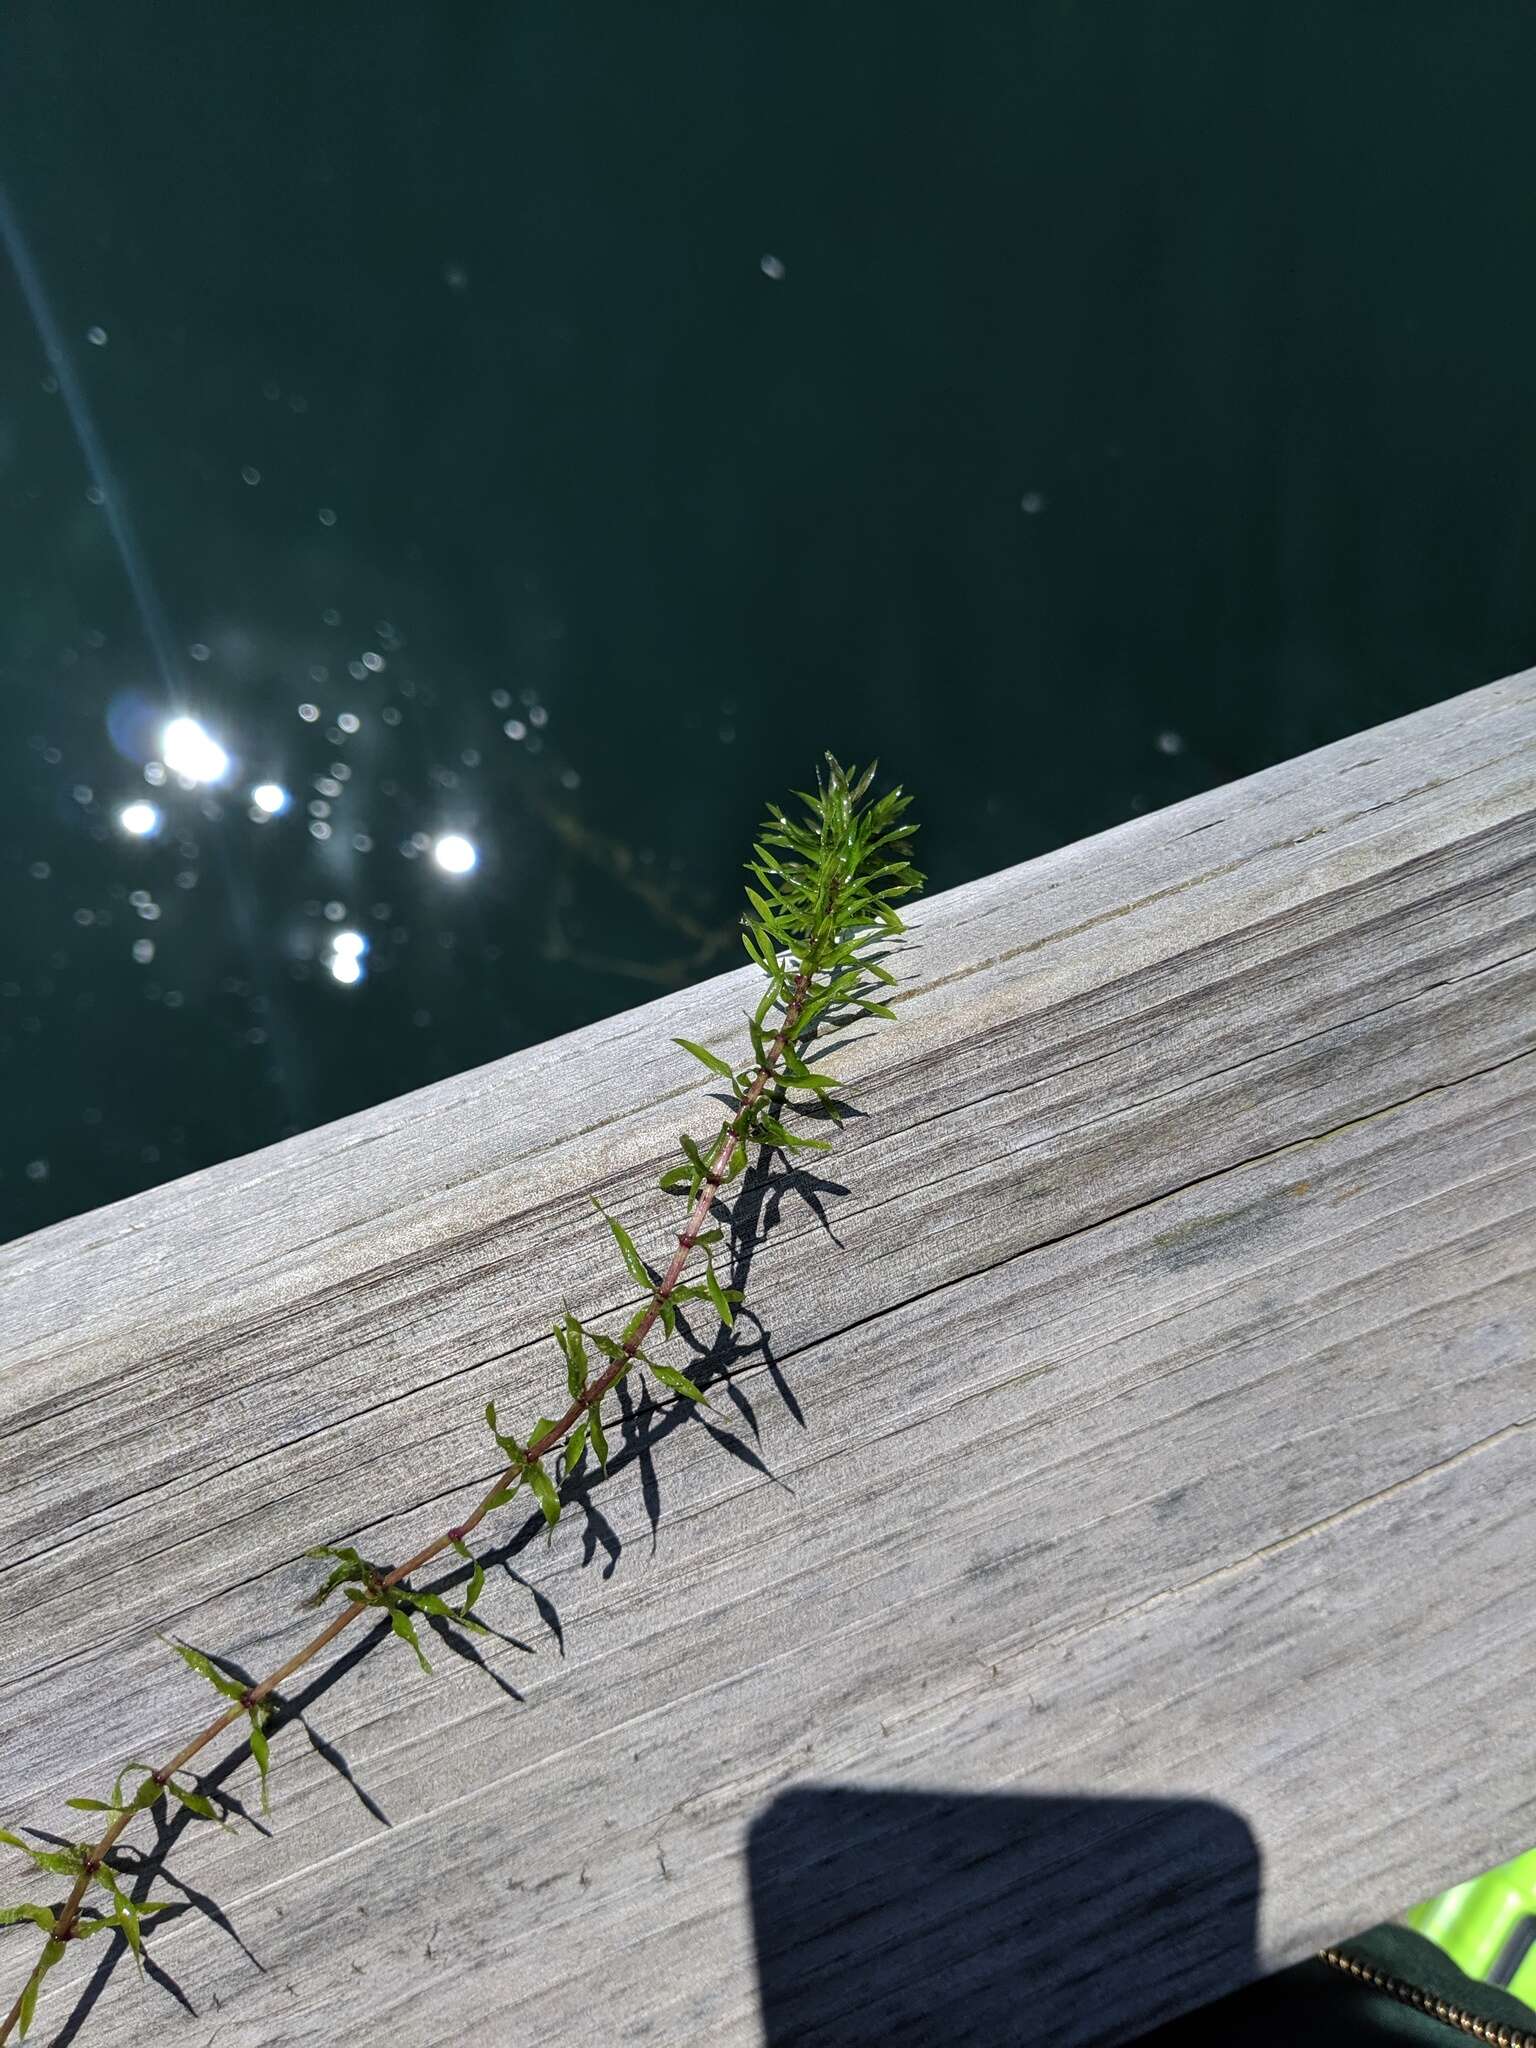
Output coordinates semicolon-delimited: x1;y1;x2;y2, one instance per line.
1;669;1533;2046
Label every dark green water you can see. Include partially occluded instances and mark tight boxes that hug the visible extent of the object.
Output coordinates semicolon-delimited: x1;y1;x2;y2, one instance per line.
4;3;1534;1245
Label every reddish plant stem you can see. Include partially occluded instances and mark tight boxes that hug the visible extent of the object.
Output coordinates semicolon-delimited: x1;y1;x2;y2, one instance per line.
0;972;812;2047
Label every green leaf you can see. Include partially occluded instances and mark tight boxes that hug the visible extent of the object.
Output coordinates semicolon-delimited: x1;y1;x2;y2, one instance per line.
795;988;835;1031
388;1606;433;1675
485;1400;524;1463
588;1400;610;1473
744;887;787;935
482;1480;521;1510
130;1776;163;1813
18;1936;66;2038
0;1831;82;1878
0;1905;55;1932
451;1536;486;1615
396;1587;491;1635
658;1164;693;1193
591;1197;649;1288
695;1226;723;1247
558;1315;589;1397
726;1140;747;1182
564;1417;589;1478
96;1890;175;1977
859;999;897;1021
753;1113;831;1153
704;1257;734;1329
302;1548;373;1609
162;1637;249;1705
166;1780;223;1824
65;1796;116;1813
648;1361;708;1404
248;1717;272;1813
673;1037;735;1081
116;1895;146;1974
526;1460;561;1528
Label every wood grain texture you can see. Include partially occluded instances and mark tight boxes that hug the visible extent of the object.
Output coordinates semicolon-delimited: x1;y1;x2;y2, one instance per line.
2;670;1534;2046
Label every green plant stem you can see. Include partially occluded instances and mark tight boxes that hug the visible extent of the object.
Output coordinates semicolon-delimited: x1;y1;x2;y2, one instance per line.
0;973;813;2048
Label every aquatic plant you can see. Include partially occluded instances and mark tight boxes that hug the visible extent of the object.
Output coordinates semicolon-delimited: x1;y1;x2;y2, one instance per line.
0;755;921;2042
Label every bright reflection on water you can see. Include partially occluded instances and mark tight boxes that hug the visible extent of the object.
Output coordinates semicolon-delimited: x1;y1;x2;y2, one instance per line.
0;142;660;1250
432;832;477;875
117;799;160;837
161;716;229;784
324;926;368;986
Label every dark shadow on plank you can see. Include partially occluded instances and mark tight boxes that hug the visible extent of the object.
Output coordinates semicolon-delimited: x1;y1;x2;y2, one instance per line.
748;1785;1261;2046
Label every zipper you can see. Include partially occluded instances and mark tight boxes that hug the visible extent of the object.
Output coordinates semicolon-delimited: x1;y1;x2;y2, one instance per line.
1318;1945;1536;2045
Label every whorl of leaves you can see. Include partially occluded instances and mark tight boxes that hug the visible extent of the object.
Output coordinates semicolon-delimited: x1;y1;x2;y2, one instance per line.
664;757;920;1198
0;757;920;2044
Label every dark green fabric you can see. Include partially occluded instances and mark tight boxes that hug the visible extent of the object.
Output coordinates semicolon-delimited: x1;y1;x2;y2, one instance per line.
1139;1921;1536;2044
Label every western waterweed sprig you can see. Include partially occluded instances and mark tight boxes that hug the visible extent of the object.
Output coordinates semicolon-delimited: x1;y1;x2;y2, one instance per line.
0;756;921;2043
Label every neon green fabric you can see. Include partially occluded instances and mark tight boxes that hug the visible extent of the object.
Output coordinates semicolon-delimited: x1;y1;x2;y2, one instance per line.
1406;1849;1536;2012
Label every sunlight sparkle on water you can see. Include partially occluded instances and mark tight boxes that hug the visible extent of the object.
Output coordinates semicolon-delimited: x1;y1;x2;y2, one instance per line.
432;833;477;875
118;800;160;837
161;716;229;784
328;951;363;985
251;782;289;815
332;929;367;960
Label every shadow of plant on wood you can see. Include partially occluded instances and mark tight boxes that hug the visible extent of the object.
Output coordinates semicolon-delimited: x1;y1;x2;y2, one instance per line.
34;1581;549;2036
0;756;922;2044
410;1142;850;1596
558;1143;856;1556
24;1141;849;2037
